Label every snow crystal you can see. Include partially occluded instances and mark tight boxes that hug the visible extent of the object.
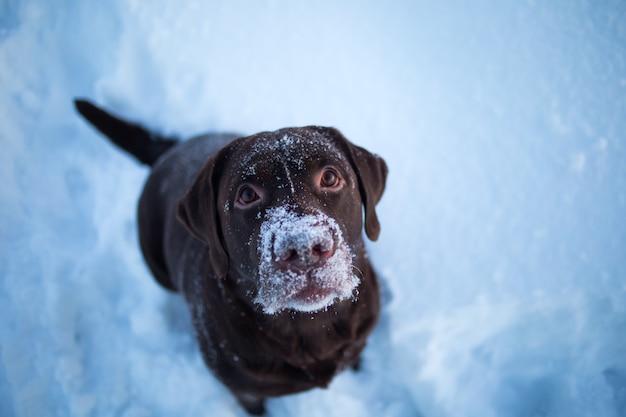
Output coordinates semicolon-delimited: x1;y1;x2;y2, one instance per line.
240;129;345;177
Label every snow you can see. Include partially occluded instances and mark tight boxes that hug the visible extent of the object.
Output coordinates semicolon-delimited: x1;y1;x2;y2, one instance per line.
241;130;344;177
256;206;358;314
1;0;625;416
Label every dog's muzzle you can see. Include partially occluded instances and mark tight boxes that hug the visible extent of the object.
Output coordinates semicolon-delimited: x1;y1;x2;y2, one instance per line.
255;206;359;314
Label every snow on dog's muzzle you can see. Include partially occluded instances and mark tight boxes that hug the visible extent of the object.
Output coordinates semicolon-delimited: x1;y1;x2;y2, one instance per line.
272;220;336;272
255;206;360;314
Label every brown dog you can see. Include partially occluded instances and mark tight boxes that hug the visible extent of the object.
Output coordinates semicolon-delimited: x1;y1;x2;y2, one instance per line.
75;99;387;414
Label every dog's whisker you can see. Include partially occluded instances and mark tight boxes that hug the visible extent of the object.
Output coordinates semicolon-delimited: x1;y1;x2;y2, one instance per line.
351;264;364;279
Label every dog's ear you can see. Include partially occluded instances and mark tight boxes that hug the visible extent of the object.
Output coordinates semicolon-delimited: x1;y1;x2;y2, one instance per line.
325;128;388;241
177;148;232;278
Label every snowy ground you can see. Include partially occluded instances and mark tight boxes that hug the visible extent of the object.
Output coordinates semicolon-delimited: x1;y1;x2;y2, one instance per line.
1;1;626;416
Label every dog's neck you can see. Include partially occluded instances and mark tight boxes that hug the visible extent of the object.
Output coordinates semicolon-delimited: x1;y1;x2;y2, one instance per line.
217;273;367;371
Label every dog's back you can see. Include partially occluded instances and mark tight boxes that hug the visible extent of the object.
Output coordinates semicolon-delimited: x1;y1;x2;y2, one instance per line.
138;134;237;290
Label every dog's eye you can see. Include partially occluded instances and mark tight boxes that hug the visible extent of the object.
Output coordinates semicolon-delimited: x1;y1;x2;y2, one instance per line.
237;186;260;206
320;169;340;188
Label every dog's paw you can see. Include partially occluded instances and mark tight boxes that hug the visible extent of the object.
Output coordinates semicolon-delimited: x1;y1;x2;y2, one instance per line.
236;392;266;415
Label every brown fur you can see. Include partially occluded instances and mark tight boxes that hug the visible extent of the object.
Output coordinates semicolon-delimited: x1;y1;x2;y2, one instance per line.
75;100;387;415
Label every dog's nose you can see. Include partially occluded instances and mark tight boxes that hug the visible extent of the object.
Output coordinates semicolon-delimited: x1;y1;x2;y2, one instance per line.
273;231;335;271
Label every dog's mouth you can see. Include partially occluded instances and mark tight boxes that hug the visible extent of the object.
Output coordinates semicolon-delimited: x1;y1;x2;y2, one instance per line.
291;281;335;304
256;251;357;314
254;207;359;315
284;286;337;313
294;284;332;300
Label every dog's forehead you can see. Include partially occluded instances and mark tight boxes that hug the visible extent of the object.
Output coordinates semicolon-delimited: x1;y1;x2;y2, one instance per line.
234;128;349;177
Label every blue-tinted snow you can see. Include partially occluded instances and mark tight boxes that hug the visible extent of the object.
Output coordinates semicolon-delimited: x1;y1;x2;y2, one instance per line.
1;1;625;416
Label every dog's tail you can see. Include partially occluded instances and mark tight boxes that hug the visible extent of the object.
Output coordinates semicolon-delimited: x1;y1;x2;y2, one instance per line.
74;99;179;167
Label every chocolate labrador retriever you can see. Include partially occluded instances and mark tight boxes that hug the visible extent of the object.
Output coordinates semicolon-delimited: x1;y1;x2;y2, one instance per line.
74;99;387;414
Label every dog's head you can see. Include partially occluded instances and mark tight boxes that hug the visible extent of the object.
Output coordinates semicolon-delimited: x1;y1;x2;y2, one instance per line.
178;127;387;314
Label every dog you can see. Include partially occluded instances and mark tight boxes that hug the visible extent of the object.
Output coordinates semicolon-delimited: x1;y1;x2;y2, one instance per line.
74;99;388;415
